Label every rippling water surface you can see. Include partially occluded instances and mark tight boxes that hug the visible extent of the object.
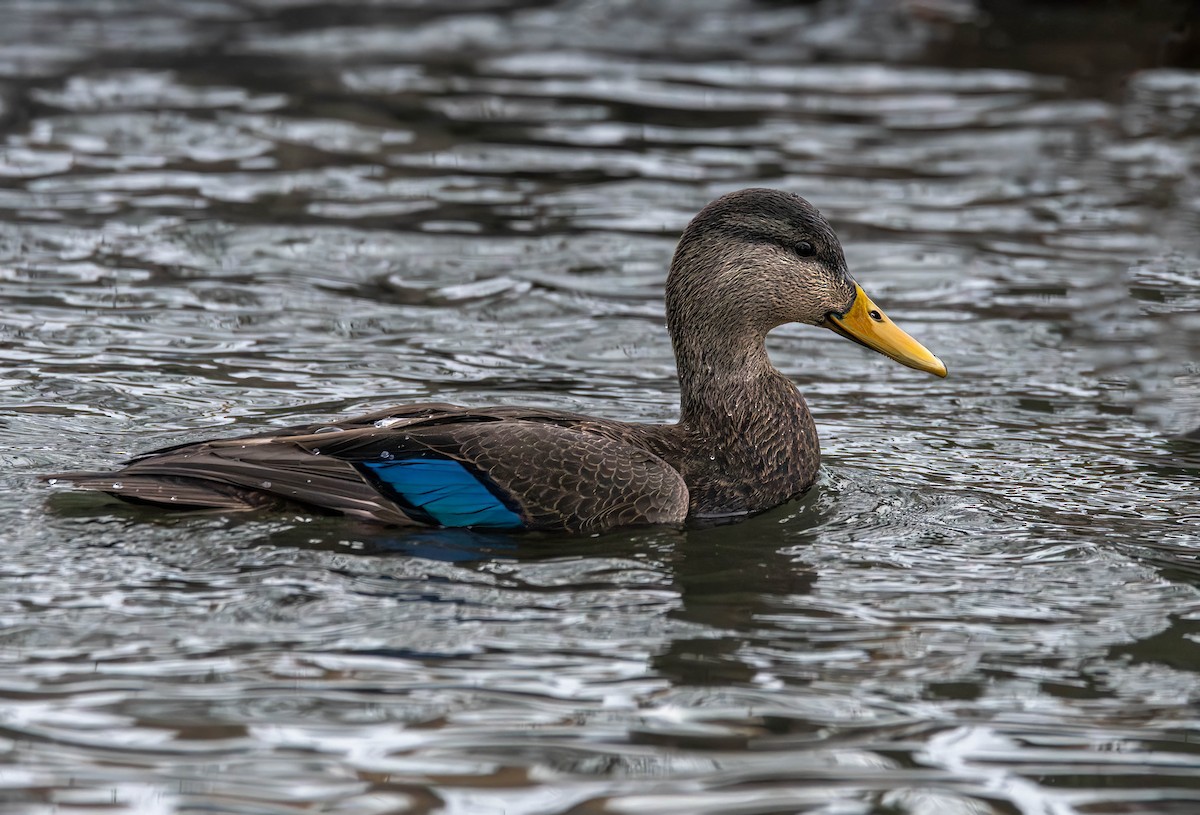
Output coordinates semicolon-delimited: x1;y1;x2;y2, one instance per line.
3;1;1200;812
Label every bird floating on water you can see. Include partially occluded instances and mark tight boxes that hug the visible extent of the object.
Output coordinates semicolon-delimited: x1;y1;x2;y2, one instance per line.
47;188;946;533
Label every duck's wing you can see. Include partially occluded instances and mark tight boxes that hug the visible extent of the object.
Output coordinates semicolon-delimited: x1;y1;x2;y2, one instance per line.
47;404;689;533
302;417;688;533
45;402;470;524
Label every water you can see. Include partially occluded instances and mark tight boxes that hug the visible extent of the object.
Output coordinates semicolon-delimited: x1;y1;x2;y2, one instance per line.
2;1;1200;812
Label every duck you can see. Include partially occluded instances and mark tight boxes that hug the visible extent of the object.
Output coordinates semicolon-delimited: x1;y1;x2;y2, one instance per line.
46;188;946;534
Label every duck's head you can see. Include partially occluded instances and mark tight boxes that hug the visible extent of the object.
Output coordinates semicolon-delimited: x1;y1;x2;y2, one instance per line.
666;188;947;377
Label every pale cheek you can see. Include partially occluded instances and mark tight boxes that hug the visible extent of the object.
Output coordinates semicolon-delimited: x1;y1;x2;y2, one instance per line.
780;287;822;325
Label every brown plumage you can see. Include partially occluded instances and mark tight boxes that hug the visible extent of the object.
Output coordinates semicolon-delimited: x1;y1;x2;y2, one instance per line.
46;188;946;534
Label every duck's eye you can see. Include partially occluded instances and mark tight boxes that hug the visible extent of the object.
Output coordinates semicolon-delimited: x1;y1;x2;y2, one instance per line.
794;241;815;258
868;309;883;321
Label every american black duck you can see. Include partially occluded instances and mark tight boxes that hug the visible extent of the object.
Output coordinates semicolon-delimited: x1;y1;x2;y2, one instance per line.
47;188;946;533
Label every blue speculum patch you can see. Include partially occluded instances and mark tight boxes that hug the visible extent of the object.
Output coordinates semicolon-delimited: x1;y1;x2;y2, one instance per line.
361;458;524;529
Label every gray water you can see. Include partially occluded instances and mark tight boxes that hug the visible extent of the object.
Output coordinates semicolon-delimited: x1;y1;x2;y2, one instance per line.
3;1;1200;813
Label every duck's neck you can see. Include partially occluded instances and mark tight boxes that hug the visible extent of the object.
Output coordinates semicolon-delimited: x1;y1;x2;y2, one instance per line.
671;324;776;427
666;323;820;516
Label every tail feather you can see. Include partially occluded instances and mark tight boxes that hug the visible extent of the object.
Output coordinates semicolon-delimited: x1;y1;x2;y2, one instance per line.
44;472;275;510
43;443;414;524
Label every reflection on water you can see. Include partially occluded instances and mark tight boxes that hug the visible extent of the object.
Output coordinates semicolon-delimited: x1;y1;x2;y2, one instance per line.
2;0;1200;812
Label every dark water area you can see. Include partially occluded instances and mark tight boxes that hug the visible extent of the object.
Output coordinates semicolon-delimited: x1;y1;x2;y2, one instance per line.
2;0;1200;812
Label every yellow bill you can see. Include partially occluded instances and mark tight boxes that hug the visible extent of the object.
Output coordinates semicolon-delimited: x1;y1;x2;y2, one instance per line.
822;283;947;377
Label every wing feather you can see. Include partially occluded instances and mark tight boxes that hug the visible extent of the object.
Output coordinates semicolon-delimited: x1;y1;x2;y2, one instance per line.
47;404;686;532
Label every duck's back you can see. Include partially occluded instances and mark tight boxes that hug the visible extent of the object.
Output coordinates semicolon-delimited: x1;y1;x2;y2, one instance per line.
50;402;691;534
